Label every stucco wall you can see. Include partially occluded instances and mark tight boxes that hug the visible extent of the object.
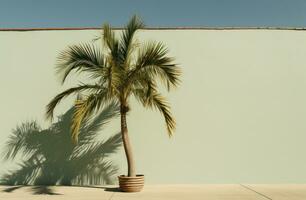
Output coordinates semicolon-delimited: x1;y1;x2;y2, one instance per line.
1;29;306;184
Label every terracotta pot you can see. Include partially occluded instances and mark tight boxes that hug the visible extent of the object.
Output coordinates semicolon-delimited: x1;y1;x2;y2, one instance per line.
118;174;144;192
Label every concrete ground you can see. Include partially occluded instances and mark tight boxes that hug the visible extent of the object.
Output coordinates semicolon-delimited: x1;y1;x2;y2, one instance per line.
1;184;306;200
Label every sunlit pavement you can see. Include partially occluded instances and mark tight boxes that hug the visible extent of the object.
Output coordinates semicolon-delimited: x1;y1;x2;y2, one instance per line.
1;184;306;200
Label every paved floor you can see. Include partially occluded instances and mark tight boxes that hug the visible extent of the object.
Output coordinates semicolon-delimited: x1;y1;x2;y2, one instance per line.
1;184;306;200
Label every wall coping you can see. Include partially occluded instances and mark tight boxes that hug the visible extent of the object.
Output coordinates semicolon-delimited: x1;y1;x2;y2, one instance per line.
1;27;306;31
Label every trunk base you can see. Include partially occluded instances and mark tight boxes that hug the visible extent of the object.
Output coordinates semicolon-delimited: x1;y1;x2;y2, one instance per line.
118;174;144;192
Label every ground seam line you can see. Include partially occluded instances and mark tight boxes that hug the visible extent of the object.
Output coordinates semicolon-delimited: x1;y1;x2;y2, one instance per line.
108;191;115;200
240;184;273;200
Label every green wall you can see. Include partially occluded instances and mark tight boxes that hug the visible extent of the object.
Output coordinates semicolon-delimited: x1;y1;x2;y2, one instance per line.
1;29;306;184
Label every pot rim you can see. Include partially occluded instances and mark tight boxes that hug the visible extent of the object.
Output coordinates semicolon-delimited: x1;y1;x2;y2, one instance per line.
118;174;144;179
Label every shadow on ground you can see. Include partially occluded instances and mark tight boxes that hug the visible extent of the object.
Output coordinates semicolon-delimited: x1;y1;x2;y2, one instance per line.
104;186;121;192
2;185;23;193
31;186;61;195
2;185;61;195
1;185;123;195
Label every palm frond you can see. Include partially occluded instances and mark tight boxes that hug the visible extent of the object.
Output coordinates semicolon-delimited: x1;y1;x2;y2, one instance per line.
150;94;175;136
57;43;106;84
46;84;102;120
119;15;144;67
71;90;112;143
129;69;157;96
129;41;181;90
101;23;127;93
134;90;175;137
102;24;116;52
102;23;120;63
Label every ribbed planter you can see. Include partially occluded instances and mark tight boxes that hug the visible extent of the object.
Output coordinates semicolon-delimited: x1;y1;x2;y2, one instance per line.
118;174;144;192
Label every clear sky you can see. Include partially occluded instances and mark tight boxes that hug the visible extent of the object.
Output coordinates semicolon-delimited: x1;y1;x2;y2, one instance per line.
0;0;306;28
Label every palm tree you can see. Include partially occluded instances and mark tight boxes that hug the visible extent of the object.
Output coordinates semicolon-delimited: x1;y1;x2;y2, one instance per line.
1;103;121;186
46;15;181;177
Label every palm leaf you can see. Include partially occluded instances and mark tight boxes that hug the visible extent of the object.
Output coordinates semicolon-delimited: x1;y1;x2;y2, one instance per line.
57;43;106;84
119;15;144;67
71;90;112;143
130;41;181;90
134;89;175;137
46;84;102;120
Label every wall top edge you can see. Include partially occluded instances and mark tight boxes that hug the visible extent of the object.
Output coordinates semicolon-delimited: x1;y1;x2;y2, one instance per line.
1;27;306;31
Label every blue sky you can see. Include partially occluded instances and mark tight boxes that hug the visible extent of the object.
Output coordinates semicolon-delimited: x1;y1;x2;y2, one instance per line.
0;0;306;28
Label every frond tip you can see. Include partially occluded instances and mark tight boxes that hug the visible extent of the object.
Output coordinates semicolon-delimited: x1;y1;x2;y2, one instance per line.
146;93;176;137
119;15;145;65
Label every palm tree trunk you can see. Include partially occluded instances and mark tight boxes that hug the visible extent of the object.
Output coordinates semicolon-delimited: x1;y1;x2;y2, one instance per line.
120;108;136;177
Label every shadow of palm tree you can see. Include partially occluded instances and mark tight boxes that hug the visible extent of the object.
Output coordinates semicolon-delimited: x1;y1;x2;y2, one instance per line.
31;186;61;195
0;102;121;188
2;185;61;195
2;185;23;192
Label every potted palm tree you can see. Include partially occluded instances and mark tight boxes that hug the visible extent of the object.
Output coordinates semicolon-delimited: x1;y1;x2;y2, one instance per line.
46;15;181;192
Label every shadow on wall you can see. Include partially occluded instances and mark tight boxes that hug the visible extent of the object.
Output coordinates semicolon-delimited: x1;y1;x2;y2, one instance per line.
0;102;122;186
